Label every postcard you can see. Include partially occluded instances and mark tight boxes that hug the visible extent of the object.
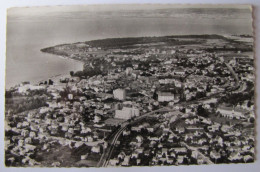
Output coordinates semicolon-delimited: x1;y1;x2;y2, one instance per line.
5;4;255;167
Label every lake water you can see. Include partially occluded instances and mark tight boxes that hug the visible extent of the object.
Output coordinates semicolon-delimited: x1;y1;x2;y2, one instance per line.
6;6;253;89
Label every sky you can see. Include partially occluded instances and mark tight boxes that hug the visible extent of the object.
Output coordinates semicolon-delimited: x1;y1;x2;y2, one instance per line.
8;4;252;20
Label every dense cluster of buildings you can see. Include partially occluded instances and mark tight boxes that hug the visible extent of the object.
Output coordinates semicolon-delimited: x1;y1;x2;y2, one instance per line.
5;35;255;167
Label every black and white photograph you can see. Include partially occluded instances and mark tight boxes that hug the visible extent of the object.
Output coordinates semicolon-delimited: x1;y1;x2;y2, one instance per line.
4;4;255;168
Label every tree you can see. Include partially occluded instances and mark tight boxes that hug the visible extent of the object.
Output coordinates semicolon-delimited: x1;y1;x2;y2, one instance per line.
70;71;74;76
247;100;252;108
5;90;12;98
249;117;255;123
206;85;211;92
197;104;208;117
48;79;54;85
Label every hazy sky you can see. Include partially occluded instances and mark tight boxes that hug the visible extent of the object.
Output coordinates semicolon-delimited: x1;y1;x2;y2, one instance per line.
8;4;252;20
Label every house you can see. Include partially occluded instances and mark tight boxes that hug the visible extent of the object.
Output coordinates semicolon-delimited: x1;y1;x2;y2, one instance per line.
94;115;101;123
51;161;61;167
173;147;187;154
152;157;158;164
136;148;144;154
38;133;46;140
109;159;119;166
87;136;93;142
123;130;131;136
136;135;143;143
216;106;247;119
227;146;241;153
213;136;223;146
149;136;160;141
131;126;141;132
198;138;207;145
61;124;69;132
65;132;73;139
91;146;101;153
24;138;32;144
115;107;140;120
42;143;49;150
131;152;139;159
228;152;242;161
118;152;126;160
191;151;199;159
174;68;186;75
21;129;29;137
16;122;23;129
29;132;36;138
177;155;184;164
136;159;141;165
158;143;163;149
175;127;185;134
221;125;231;133
113;89;126;100
144;150;150;156
197;156;205;165
169;133;177;140
243;155;253;162
22;121;30;127
184;134;194;141
68;94;74;100
81;127;92;134
75;142;84;148
46;119;52;125
81;154;88;160
242;145;251;151
95;109;104;115
24;144;36;152
157;92;175;102
122;156;130;166
149;141;157;147
104;104;111;109
210;150;221;160
208;123;220;132
68;128;74;134
162;148;168;156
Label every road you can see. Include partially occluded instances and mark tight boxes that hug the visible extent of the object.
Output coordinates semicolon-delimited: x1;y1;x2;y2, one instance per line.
97;107;171;167
98;125;127;167
98;63;242;167
224;62;239;84
181;142;214;164
97;95;222;167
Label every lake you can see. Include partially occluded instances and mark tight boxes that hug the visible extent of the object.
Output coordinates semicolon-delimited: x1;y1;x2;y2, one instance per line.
6;5;253;89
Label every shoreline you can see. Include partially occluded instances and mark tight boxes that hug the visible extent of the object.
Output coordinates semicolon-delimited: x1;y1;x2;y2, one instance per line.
6;33;253;90
55;54;85;66
6;53;84;90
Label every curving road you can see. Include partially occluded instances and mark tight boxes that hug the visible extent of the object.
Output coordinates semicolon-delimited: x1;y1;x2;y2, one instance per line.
97;107;171;167
98;62;242;167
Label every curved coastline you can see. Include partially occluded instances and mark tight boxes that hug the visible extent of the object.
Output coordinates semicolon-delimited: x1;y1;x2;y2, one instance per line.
36;54;84;84
6;53;84;90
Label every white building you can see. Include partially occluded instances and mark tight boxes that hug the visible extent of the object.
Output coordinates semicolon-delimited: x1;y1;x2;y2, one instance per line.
115;107;140;120
125;67;133;75
174;69;185;75
216;106;247;119
91;145;101;153
68;94;73;100
157;92;175;102
113;89;126;100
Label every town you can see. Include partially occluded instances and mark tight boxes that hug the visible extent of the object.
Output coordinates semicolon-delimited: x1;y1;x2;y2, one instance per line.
5;34;255;167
